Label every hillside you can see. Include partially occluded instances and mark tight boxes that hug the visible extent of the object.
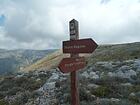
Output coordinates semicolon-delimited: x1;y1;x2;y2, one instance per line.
0;42;140;105
0;49;56;74
23;50;69;72
0;57;140;105
23;42;140;72
89;42;140;63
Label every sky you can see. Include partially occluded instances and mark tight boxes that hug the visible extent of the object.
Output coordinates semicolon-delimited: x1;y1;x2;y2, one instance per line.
0;0;140;49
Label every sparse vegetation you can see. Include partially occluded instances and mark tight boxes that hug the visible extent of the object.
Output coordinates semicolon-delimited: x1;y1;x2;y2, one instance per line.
0;42;140;105
88;42;140;65
0;99;9;105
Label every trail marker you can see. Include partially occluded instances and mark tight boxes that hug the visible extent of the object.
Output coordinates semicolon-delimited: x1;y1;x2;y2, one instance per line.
63;38;98;54
58;19;98;105
59;57;86;73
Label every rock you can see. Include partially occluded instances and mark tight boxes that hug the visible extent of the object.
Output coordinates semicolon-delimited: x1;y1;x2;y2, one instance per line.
87;84;99;89
34;83;56;105
47;70;61;79
135;92;140;98
36;78;41;82
5;91;30;105
96;61;113;69
43;82;56;91
119;65;132;73
121;83;132;86
108;72;114;77
81;71;89;78
129;92;140;103
125;70;137;78
129;92;135;97
136;68;140;72
116;70;124;77
15;74;24;78
134;59;140;72
48;72;59;82
108;69;137;79
95;98;120;105
100;72;105;78
30;69;70;105
86;66;96;72
134;59;140;67
81;71;99;79
89;72;99;79
110;98;120;102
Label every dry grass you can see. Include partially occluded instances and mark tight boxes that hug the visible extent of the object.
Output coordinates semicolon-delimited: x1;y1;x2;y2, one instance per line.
22;50;91;72
22;50;68;72
22;42;140;72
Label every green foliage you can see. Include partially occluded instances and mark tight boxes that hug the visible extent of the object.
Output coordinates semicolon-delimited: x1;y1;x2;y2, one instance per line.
0;92;5;100
88;42;140;65
92;86;111;97
0;77;15;91
7;87;25;96
129;95;140;104
0;100;9;105
14;76;43;91
130;85;140;93
80;87;93;101
90;77;133;98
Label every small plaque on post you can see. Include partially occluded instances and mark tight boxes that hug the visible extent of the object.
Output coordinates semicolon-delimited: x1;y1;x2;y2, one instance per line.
69;19;79;40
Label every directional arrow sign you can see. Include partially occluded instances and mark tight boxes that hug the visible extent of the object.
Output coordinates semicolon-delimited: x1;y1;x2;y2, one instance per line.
58;57;86;73
63;38;98;54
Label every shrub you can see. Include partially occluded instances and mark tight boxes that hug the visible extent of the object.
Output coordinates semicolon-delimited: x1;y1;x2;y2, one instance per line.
130;85;140;93
129;95;140;104
91;86;111;97
0;100;9;105
7;87;25;96
0;92;5;99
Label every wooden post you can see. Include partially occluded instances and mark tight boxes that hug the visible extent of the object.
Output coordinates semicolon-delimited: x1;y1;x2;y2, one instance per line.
59;19;98;105
69;19;80;105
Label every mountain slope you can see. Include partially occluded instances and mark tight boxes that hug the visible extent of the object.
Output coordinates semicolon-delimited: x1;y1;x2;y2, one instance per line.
0;42;140;105
23;50;69;72
24;42;140;72
0;49;56;74
89;42;140;64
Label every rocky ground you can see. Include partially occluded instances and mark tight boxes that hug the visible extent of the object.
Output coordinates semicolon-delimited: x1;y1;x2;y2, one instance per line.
0;59;140;105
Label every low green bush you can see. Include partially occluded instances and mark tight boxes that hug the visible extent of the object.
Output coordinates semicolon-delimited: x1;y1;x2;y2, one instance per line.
0;100;9;105
91;86;111;97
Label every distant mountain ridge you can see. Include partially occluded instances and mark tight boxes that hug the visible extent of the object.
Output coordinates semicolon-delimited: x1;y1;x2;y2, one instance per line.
0;42;140;74
0;49;56;74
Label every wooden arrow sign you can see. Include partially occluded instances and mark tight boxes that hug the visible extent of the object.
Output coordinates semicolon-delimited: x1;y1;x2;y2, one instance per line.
63;38;98;54
58;57;86;73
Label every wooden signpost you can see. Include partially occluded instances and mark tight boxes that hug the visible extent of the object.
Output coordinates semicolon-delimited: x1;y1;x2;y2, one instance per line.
58;19;98;105
63;38;98;54
59;57;86;73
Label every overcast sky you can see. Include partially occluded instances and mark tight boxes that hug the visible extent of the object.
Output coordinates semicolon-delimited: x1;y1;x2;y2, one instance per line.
0;0;140;49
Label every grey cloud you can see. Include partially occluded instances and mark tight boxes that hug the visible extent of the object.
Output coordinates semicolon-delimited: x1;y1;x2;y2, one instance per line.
0;0;140;49
100;0;111;4
3;0;67;44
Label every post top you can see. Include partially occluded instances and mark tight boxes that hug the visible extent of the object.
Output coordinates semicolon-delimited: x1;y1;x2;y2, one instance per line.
70;19;78;23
